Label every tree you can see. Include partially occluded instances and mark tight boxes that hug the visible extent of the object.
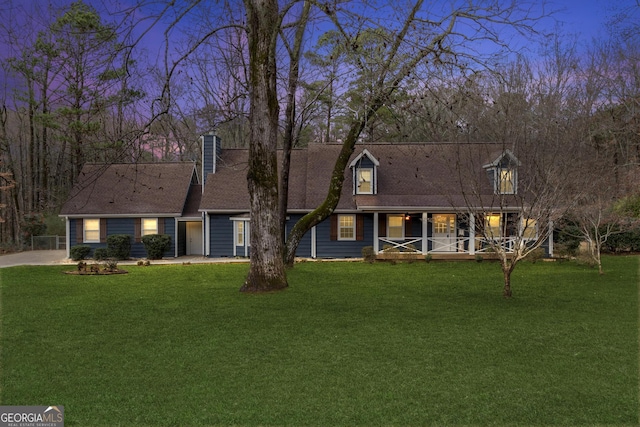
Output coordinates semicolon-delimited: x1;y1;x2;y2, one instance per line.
0;160;15;225
447;138;579;298
131;0;548;291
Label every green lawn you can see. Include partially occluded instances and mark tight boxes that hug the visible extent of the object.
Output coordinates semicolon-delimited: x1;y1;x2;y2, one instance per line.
0;257;638;426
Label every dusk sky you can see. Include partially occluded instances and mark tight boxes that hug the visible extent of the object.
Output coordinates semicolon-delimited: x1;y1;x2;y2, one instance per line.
550;0;635;39
0;0;637;103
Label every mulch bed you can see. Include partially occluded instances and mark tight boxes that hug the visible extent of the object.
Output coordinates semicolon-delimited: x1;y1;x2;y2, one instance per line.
64;269;128;275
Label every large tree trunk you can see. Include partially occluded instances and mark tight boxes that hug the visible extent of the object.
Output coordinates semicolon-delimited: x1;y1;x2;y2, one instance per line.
240;0;288;292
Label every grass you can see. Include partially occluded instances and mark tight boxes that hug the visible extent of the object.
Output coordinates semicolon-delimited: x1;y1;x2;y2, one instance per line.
0;257;638;426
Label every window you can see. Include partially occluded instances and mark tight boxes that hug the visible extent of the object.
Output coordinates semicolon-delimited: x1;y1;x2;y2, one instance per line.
84;219;100;243
235;221;250;246
356;168;373;194
485;214;502;238
498;169;515;194
388;214;404;239
338;215;355;240
142;218;158;236
236;221;244;246
521;218;537;239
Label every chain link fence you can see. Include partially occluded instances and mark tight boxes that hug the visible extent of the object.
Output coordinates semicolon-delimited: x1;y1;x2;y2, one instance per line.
31;236;66;251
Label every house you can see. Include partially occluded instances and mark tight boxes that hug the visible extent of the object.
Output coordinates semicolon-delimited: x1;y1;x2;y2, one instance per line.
60;162;203;259
199;137;552;259
60;133;552;260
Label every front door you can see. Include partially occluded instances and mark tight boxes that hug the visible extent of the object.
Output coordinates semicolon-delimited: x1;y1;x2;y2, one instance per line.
432;214;456;252
186;222;203;255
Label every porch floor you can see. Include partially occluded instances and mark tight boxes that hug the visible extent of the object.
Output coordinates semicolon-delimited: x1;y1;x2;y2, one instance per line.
376;252;504;261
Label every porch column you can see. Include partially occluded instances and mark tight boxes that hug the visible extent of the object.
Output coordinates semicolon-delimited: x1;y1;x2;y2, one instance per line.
311;225;317;259
174;218;179;258
65;217;71;259
469;213;475;255
548;220;554;257
373;212;379;254
205;214;210;257
422;212;428;254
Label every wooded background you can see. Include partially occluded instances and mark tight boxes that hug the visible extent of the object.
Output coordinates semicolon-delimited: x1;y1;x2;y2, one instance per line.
1;0;638;251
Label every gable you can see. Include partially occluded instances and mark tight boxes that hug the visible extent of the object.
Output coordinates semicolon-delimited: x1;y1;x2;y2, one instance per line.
60;162;197;216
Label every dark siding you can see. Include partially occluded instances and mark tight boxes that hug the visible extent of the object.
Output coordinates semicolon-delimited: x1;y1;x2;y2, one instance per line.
202;134;221;185
162;218;176;258
177;222;187;256
286;214;312;257
208;214;235;257
69;217;176;259
316;213;374;258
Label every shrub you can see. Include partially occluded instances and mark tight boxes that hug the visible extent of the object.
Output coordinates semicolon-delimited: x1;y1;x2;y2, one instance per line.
424;253;433;263
528;247;546;263
103;259;119;272
93;248;109;261
70;245;91;261
382;244;401;265
474;254;484;263
141;234;171;260
361;246;375;263
107;234;131;260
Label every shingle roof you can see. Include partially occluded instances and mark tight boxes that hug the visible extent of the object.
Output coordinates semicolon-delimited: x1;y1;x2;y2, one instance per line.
60;162;197;216
199;142;518;212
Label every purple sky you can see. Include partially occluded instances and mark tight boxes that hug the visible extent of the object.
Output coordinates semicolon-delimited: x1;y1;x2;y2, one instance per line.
551;0;634;39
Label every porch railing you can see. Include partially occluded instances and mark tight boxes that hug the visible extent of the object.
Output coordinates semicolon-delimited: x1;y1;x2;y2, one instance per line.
475;237;517;253
378;236;519;254
379;238;423;253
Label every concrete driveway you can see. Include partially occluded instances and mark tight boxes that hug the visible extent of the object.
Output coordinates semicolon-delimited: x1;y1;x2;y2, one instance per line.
0;250;68;268
0;250;251;268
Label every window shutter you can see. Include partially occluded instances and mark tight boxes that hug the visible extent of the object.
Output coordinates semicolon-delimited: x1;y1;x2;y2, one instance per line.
330;215;337;241
405;217;412;237
76;219;83;243
158;218;165;235
134;218;141;243
378;214;386;237
356;215;364;241
100;218;107;243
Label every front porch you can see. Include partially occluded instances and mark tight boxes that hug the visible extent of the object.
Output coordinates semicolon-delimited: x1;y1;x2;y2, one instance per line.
373;212;541;257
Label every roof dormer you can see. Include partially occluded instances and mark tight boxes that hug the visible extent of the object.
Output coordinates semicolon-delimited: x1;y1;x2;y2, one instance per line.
350;149;379;195
483;149;520;195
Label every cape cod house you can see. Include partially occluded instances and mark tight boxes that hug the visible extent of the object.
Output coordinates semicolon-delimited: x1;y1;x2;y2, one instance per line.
60;134;552;260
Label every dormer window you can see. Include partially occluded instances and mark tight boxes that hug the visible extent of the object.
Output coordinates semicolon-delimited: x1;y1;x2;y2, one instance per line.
350;149;379;195
483;149;520;195
357;168;373;194
498;168;516;194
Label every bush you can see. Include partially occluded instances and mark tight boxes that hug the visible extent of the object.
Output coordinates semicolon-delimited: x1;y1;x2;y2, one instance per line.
424;253;433;263
141;234;171;260
93;248;109;261
107;234;131;260
528;247;546;263
602;228;640;253
361;246;375;263
70;245;91;261
103;259;119;272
